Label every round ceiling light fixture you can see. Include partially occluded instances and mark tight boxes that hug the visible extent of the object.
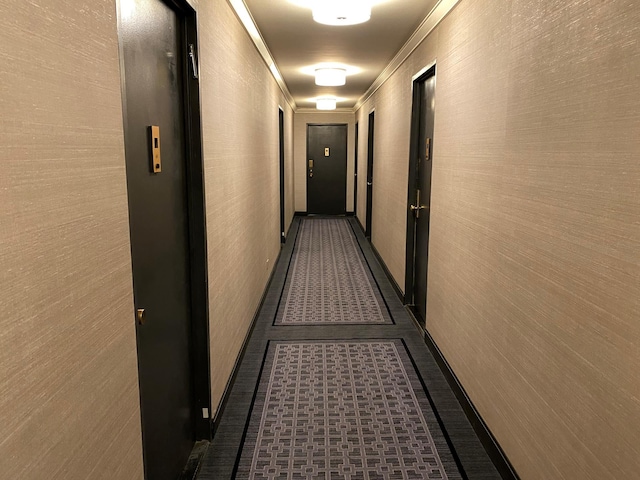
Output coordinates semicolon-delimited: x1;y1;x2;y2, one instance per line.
316;97;337;110
312;0;372;26
315;68;347;86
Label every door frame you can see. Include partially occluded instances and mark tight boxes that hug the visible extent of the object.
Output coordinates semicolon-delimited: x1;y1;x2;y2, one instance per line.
365;110;375;238
404;62;436;306
305;123;349;214
279;107;285;243
116;0;212;443
353;122;359;215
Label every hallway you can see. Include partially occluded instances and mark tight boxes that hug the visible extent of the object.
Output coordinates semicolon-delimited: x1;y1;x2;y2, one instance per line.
2;0;639;479
197;217;501;479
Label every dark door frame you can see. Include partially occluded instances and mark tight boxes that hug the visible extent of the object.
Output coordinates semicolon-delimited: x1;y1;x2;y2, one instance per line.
404;63;436;306
279;108;285;243
353;122;359;215
306;123;348;214
365;111;375;238
116;0;212;444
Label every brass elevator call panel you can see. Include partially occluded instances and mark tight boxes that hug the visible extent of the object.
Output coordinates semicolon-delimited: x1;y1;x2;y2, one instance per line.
150;126;161;173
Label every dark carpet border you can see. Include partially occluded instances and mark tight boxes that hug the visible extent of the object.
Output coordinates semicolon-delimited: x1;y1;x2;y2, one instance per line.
399;339;468;480
233;338;466;480
273;217;395;326
346;219;398;325
211;219;300;435
270;219;303;326
420;325;521;480
230;341;273;480
351;218;520;480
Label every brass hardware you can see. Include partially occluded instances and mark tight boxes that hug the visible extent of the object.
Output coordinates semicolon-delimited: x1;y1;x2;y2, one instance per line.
325;147;330;157
136;308;146;325
411;189;428;218
309;171;313;178
150;126;161;173
309;159;314;168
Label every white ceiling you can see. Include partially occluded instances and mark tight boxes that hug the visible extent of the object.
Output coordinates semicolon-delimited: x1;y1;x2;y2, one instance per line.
240;0;440;110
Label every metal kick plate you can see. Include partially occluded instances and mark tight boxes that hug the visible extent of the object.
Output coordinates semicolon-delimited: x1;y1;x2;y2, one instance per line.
150;125;161;173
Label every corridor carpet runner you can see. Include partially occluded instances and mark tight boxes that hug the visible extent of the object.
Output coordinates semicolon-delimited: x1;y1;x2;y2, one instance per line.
235;340;462;480
275;218;392;325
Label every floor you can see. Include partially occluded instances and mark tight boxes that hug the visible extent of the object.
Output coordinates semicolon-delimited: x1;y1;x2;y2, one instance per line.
196;216;501;479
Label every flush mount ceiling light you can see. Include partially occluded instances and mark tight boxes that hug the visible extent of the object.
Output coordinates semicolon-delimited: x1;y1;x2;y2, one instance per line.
315;68;347;86
316;97;337;110
312;0;372;26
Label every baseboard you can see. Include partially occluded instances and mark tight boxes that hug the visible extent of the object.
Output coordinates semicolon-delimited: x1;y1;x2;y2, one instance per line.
354;219;520;480
210;240;286;434
420;323;521;480
294;211;308;216
179;440;209;480
369;242;405;301
354;215;365;233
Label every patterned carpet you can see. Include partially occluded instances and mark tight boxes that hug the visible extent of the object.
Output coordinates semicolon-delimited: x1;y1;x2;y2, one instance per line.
236;340;462;480
275;218;392;325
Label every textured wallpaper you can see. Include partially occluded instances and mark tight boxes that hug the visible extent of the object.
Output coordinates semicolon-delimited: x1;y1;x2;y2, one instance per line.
356;0;640;478
0;0;143;478
196;0;295;414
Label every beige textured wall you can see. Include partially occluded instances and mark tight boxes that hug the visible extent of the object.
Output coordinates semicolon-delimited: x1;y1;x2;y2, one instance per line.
197;0;295;413
0;1;143;479
356;0;640;478
294;112;356;213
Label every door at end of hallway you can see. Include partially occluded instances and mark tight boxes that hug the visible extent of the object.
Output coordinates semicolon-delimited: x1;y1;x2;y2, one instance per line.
306;124;348;215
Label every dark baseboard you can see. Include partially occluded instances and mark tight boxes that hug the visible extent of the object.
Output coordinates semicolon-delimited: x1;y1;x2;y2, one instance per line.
356;221;520;480
420;324;520;480
179;440;209;480
294;211;308;216
353;215;365;235
211;238;286;435
369;243;405;302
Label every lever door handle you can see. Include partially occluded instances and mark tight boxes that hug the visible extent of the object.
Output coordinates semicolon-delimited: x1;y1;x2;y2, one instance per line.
410;204;428;218
367;182;372;186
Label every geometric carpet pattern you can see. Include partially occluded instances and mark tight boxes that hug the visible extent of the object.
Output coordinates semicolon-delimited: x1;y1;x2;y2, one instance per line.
275;219;392;325
235;340;462;479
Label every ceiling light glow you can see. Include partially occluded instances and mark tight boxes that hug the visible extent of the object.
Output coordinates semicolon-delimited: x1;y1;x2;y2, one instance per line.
315;68;347;86
316;97;337;110
312;0;372;26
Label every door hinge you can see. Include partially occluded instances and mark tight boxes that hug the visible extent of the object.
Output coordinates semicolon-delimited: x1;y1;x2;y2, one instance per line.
188;44;199;79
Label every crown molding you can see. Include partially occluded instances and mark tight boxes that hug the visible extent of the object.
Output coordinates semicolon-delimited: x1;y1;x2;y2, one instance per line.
353;0;460;112
295;108;356;114
227;0;297;111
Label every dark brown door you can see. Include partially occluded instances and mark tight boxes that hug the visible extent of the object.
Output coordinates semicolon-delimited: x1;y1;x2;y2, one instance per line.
354;122;359;214
307;124;348;214
365;112;375;237
279;109;286;242
120;0;195;477
406;67;436;323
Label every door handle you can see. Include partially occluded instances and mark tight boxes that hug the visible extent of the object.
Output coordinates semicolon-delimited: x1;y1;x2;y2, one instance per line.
410;204;428;218
367;182;372;186
137;308;146;325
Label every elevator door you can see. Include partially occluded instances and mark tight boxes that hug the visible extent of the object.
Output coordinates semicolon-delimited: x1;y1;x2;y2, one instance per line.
307;124;348;214
120;0;195;478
